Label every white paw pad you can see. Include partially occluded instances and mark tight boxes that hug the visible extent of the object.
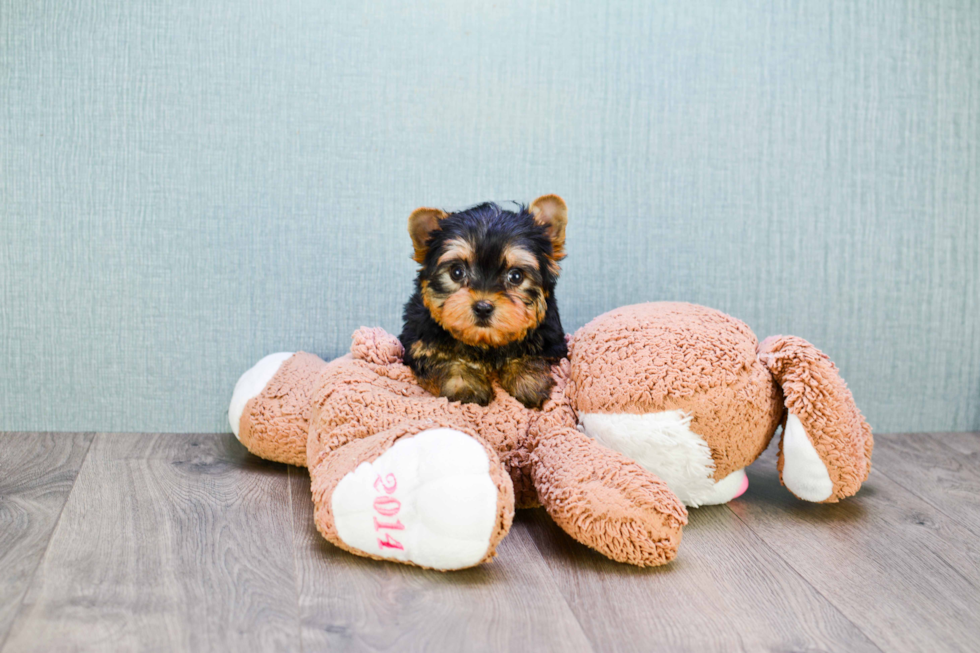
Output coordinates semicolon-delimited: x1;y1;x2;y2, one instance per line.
229;352;294;438
331;428;499;570
782;414;834;502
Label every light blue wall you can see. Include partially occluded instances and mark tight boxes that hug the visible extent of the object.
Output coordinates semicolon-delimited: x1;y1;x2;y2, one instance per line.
2;0;978;434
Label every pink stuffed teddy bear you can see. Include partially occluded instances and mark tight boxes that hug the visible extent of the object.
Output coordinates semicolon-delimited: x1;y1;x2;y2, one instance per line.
229;302;872;570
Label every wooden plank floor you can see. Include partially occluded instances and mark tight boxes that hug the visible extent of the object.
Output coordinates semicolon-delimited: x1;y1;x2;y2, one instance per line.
1;432;978;652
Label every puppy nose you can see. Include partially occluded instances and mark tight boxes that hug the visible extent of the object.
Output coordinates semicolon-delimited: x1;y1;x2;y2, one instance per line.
472;300;495;320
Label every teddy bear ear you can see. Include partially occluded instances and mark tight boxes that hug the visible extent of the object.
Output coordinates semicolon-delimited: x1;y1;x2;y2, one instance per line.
529;194;567;261
408;207;449;263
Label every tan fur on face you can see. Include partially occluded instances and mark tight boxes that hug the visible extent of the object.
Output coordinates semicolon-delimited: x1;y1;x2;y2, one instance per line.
437;238;475;267
415;202;556;350
448;244;547;346
502;244;539;272
431;288;543;348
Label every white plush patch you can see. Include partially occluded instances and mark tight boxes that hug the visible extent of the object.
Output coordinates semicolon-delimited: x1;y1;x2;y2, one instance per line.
579;410;720;507
781;413;834;502
228;352;294;439
331;428;498;570
699;468;748;505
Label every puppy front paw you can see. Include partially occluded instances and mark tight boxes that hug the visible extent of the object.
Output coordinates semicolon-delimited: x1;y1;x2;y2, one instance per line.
499;356;554;409
410;350;495;406
440;370;494;406
417;362;494;406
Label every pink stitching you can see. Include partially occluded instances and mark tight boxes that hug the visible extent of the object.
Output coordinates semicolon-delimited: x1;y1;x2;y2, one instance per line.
374;473;405;551
373;496;400;517
377;533;405;551
374;516;405;531
373;473;397;494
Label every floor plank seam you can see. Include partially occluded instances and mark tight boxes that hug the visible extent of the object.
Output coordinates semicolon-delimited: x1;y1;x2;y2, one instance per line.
721;503;888;653
519;515;599;653
286;466;306;653
0;432;97;653
529;557;597;652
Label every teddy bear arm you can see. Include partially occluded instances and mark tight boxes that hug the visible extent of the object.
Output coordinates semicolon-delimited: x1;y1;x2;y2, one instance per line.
529;426;688;567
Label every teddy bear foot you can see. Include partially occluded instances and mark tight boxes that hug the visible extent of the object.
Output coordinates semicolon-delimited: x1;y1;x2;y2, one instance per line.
228;352;294;438
698;468;749;505
579;410;752;508
326;428;511;570
229;351;333;466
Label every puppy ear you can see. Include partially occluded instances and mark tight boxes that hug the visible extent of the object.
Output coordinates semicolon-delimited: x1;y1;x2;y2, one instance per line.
529;194;567;261
408;207;448;263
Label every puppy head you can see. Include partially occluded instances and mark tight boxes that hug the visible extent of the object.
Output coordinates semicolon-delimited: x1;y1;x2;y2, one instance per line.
408;196;567;348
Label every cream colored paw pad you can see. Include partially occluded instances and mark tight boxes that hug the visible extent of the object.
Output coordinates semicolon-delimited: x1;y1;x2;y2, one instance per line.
331;428;498;570
782;414;833;502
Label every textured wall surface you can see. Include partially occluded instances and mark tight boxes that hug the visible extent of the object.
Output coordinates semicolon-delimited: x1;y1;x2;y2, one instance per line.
2;0;978;433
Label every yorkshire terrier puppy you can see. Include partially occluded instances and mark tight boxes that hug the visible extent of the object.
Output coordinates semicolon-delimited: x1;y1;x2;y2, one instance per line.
399;195;568;409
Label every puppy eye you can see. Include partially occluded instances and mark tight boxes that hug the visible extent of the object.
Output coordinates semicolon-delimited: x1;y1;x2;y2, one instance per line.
450;264;466;282
506;269;524;285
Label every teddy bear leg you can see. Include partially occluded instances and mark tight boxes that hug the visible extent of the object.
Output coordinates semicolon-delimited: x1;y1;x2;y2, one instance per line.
310;422;514;571
530;426;688;567
758;335;874;503
578;410;757;507
229;351;335;466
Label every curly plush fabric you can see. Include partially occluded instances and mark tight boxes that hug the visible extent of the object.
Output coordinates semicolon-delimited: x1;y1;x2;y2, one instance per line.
233;301;873;570
241;328;689;567
758;335;873;502
530;425;687;566
239;352;331;466
570;302;782;480
306;341;540;505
